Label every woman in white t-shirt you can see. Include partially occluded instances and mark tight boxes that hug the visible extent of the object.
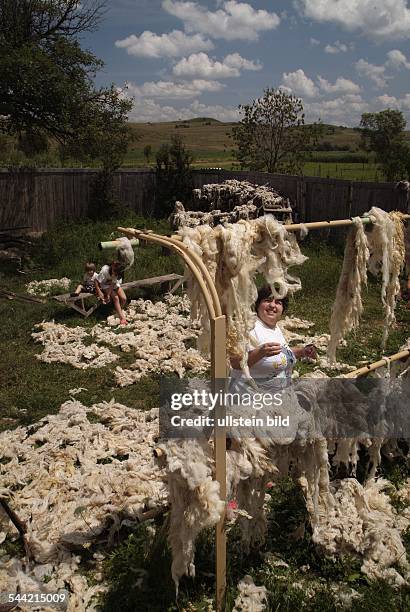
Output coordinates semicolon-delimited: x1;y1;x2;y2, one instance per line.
231;285;316;386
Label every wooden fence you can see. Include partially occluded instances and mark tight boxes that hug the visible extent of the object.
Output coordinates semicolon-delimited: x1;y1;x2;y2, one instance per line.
0;168;408;233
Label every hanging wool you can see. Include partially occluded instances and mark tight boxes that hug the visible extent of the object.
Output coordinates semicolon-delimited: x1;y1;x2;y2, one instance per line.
115;236;135;270
156;439;225;593
367;207;405;348
213;221;260;368
327;217;369;362
179;215;307;366
328;207;406;361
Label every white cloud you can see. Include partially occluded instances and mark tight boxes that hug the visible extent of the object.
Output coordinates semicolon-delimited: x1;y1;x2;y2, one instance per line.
324;41;349;54
281;69;319;98
376;94;400;107
355;50;410;88
189;100;240;121
115;29;213;58
310;37;320;46
223;52;262;71
386;49;410;69
376;93;410;110
173;52;262;78
305;94;370;126
297;0;410;40
355;59;387;88
162;0;280;41
318;76;361;94
127;98;239;123
127;79;224;99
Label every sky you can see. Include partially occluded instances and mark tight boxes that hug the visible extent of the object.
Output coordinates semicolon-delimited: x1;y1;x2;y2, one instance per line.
85;0;410;125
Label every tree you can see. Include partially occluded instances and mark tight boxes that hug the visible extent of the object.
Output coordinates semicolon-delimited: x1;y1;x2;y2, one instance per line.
143;144;152;165
0;1;132;165
155;136;193;216
359;109;410;181
232;88;322;174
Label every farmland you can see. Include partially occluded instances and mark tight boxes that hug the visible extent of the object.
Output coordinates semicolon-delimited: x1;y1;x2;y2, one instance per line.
2;118;410;181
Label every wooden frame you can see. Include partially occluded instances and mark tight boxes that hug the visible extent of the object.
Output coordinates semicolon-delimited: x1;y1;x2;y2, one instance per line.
117;226;228;611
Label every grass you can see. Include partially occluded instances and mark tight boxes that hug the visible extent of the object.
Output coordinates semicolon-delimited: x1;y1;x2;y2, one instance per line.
100;477;410;611
302;161;381;181
0;213;183;431
1;217;410;610
0;120;399;180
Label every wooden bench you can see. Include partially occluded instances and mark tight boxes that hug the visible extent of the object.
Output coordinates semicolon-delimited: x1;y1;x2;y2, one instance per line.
53;273;184;318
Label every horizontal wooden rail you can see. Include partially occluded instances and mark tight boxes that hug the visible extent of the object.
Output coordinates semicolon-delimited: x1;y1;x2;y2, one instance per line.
344;349;410;378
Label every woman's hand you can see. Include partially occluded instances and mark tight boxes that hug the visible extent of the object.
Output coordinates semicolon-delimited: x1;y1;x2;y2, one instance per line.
259;342;282;358
248;343;282;367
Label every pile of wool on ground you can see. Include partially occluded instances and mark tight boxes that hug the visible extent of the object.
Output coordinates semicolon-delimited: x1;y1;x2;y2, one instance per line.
193;180;291;216
179;216;307;370
32;322;119;369
31;294;209;381
328;207;406;362
26;278;71;297
169;200;261;230
0;399;167;611
232;575;267;612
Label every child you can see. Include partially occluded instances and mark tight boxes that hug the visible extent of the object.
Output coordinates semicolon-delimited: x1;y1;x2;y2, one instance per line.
71;262;98;297
95;261;128;325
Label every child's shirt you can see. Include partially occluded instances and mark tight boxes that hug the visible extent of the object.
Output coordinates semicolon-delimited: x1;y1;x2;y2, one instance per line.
82;272;98;291
97;265;122;290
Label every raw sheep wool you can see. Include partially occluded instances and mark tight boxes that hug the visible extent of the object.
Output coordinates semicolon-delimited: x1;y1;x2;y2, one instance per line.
115;236;135;270
328;217;369;363
26;277;71;297
179;216;307;368
367;208;406;348
0;399;167;611
32;322;119;369
31;295;209;381
158;439;225;591
169;200;259;230
328;207;406;361
159;434;409;590
193;180;292;219
312;478;409;587
232;575;267;612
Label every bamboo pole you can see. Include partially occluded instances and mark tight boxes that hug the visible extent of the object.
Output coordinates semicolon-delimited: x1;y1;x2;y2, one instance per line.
284;214;410;233
117;225;228;611
117;227;217;320
343;349;410;378
211;316;227;612
168;214;410;236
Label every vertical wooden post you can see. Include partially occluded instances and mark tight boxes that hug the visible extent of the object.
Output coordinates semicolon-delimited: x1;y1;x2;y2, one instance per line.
211;316;227;612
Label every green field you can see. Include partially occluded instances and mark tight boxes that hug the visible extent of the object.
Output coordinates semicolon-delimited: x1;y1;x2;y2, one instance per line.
2;118;409;181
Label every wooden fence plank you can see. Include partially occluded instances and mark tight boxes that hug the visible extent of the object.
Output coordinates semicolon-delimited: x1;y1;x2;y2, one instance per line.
0;168;407;232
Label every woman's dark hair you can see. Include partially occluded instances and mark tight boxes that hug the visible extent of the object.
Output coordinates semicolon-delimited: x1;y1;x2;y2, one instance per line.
255;285;289;312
